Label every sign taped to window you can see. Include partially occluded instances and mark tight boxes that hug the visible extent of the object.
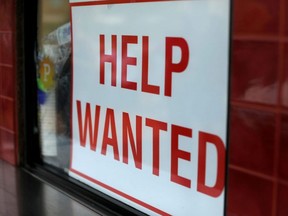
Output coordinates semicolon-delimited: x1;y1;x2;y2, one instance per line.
69;0;230;215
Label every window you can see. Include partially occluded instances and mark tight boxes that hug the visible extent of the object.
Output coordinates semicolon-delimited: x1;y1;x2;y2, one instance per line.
36;0;71;172
23;1;230;215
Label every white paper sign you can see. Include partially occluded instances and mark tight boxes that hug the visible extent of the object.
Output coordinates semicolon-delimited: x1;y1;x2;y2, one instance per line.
69;0;230;215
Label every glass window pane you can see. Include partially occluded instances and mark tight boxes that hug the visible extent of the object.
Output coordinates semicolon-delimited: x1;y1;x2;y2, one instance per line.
36;0;71;172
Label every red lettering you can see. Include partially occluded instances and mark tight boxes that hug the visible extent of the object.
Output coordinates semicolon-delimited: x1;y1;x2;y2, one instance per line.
197;131;225;197
76;102;226;198
164;37;189;97
146;118;167;176
100;34;117;86
121;35;138;90
76;100;100;151
142;36;160;95
122;113;142;169
171;124;192;188
101;108;120;160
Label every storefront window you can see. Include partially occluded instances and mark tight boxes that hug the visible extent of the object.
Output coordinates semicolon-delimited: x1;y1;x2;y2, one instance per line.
34;1;230;215
36;0;71;172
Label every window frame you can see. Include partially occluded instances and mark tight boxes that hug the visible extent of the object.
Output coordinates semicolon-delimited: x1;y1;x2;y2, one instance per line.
18;1;233;216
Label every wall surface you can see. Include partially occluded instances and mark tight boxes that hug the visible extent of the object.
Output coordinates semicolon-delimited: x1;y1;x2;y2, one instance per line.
227;0;288;215
0;0;287;215
0;0;17;165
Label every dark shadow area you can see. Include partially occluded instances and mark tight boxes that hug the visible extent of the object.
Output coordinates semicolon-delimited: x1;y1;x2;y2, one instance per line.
0;160;101;216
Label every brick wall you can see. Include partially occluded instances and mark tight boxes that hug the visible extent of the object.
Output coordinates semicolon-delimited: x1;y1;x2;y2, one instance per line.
0;0;17;165
227;0;288;215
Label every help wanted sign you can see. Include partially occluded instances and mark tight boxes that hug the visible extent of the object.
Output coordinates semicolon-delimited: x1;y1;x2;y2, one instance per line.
69;0;230;215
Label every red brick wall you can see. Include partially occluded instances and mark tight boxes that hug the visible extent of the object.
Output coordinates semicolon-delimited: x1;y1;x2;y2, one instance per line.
227;0;288;215
0;0;17;165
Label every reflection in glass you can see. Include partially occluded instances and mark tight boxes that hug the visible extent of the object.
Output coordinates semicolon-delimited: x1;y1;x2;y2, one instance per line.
37;0;71;172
